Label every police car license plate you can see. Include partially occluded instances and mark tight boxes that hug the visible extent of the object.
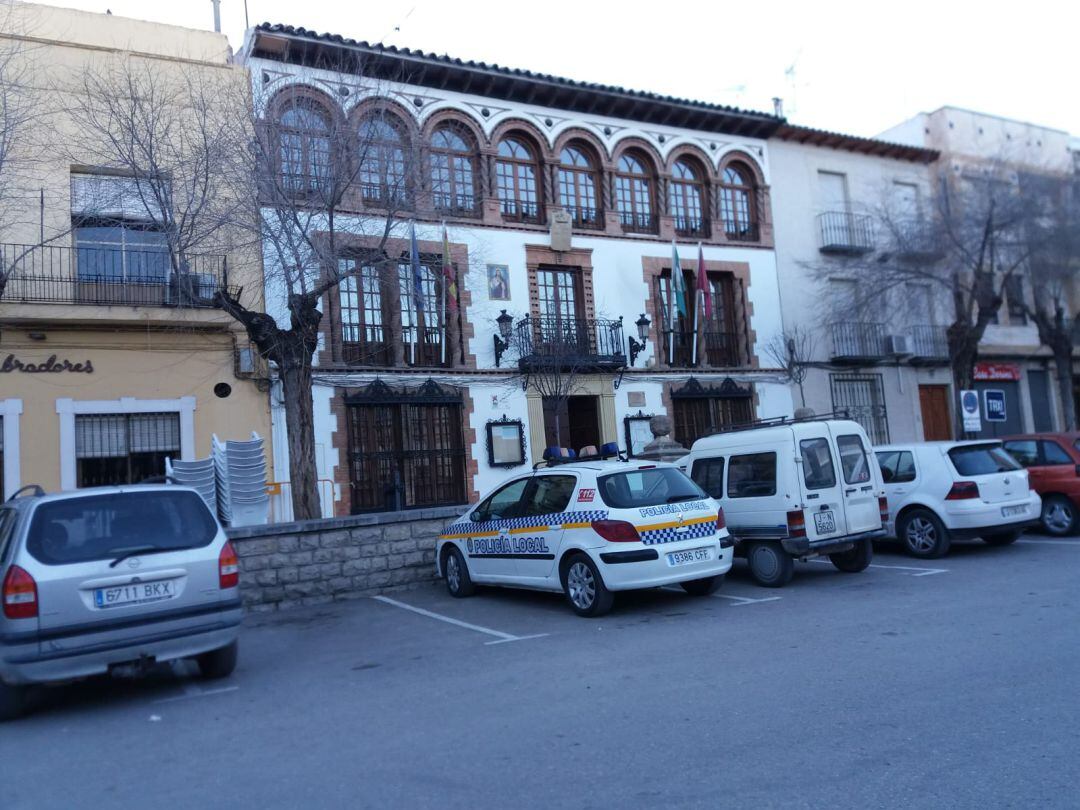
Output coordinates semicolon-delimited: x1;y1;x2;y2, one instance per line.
93;580;176;609
813;510;837;535
667;547;712;567
1001;504;1027;518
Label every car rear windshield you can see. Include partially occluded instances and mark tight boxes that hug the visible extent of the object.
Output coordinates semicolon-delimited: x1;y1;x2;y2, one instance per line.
597;468;706;509
26;490;218;565
947;444;1021;477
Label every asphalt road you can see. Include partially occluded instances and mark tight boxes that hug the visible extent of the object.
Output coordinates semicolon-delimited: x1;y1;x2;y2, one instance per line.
3;534;1078;809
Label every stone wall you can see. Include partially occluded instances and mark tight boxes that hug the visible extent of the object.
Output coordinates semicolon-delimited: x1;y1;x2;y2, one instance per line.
226;506;466;612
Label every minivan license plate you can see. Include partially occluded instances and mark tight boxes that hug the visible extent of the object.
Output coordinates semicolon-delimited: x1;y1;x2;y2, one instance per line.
814;510;837;535
667;547;712;567
93;581;176;609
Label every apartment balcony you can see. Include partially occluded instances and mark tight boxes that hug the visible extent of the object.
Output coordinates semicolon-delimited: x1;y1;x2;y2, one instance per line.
0;243;232;311
817;211;875;254
515;315;626;373
909;324;950;364
831;321;888;364
662;329;743;368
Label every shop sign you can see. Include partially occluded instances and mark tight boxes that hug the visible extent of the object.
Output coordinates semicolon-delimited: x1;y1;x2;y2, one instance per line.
973;362;1021;381
0;354;94;374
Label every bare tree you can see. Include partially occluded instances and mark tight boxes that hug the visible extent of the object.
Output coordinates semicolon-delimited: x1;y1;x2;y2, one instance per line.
764;325;817;408
1021;172;1080;430
816;164;1031;434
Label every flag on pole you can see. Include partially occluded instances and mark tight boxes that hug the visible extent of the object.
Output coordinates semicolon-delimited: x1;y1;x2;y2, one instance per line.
670;240;687;318
441;224;458;313
696;242;711;319
409;221;424;312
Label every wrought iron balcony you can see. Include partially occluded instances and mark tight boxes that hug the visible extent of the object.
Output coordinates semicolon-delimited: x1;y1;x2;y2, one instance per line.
499;200;541;224
893;222;943;261
339;324;448;368
433;191;477;217
618;210;659;234
909;324;949;364
674;214;709;239
662;329;742;368
0;243;231;308
515;315;626;372
831;321;888;363
565;205;603;229
722;220;760;243
818;211;875;254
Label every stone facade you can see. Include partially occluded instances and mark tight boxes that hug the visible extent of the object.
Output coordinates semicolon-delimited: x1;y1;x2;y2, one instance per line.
226;506;465;612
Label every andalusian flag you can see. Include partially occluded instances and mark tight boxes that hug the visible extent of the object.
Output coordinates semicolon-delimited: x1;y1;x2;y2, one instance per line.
696;242;711;318
670;240;687;319
409;221;424;313
441;224;458;313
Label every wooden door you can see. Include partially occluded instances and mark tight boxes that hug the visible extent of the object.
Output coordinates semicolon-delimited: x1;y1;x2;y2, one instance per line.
919;385;952;441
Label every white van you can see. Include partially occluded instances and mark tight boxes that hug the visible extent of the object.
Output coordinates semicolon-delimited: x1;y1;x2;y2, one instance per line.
678;417;887;587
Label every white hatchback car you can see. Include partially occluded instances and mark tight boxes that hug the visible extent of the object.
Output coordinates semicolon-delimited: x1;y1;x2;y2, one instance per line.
875;440;1041;558
436;460;733;616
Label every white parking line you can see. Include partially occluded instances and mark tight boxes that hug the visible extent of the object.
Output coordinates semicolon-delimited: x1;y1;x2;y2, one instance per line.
807;559;948;576
713;593;783;605
153;686;239;705
372;595;548;645
1017;539;1080;546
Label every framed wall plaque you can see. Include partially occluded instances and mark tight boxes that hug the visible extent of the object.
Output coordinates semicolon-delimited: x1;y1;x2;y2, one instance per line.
486;415;526;467
624;411;654;458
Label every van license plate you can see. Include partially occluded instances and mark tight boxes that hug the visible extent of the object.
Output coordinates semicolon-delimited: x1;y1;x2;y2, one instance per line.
813;511;837;535
93;581;176;609
1001;504;1027;518
667;547;712;567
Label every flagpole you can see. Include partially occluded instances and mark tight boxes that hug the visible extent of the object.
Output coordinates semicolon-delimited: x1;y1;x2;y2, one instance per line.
691;287;700;366
409;221;416;366
440;222;447;366
669;240;678;365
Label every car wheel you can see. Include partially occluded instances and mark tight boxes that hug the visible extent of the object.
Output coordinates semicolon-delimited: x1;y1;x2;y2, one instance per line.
561;553;614;617
746;542;794;588
444;546;476;598
982;530;1021;546
897;509;951;559
829;538;874;572
1040;495;1077;537
680;574;723;596
0;681;28;722
196;640;238;680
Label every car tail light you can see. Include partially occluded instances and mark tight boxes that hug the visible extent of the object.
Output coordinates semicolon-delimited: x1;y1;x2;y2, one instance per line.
716;508;727;532
946;481;980;500
786;509;806;538
3;565;38;620
1074;464;1080;478
219;541;239;589
591;520;641;543
878;496;889;521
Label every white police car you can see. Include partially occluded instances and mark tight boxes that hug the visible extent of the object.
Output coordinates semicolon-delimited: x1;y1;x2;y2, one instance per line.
435;459;733;616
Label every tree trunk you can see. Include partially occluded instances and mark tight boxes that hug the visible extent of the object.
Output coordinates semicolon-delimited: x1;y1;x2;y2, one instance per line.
1054;347;1077;432
279;357;322;521
948;325;980;439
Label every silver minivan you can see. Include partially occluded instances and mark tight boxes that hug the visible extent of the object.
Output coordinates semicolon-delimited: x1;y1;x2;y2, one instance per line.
0;485;242;719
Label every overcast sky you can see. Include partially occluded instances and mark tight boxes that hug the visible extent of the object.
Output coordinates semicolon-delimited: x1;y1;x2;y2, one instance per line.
30;0;1080;139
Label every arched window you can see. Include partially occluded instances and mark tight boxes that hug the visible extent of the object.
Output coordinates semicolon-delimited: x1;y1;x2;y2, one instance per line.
277;101;332;192
557;144;601;228
615;151;656;233
719;163;758;241
495;136;541;223
669;158;708;237
358;115;409;206
430;125;476;215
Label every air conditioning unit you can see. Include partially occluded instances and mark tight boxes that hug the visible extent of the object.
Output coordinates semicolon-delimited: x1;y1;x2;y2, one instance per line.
235;346;256;376
886;334;912;356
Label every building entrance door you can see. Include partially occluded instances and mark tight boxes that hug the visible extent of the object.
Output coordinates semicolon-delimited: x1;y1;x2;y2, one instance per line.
918;385;952;441
543;395;600;455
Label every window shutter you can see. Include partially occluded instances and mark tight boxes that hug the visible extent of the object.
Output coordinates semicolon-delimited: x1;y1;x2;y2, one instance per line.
75;415;128;458
70;173;165;222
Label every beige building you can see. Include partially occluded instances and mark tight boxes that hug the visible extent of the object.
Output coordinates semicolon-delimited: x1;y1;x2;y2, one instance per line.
0;4;270;497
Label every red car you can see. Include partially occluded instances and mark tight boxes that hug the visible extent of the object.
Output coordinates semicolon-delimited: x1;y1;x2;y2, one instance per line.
1002;433;1080;536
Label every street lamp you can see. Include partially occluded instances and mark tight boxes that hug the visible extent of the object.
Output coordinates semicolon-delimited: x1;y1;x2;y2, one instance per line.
493;309;514;367
628;313;651;366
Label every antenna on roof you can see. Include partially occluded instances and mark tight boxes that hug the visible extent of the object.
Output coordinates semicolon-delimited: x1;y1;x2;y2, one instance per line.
211;0;221;33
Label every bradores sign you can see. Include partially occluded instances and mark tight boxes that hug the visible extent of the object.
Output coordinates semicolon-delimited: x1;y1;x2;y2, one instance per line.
1;354;94;374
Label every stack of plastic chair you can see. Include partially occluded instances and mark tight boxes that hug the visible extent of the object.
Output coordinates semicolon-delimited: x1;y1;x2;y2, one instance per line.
165;456;216;513
212;432;270;527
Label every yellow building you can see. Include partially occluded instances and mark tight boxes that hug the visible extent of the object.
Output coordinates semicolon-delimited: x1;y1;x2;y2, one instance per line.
0;4;270;497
